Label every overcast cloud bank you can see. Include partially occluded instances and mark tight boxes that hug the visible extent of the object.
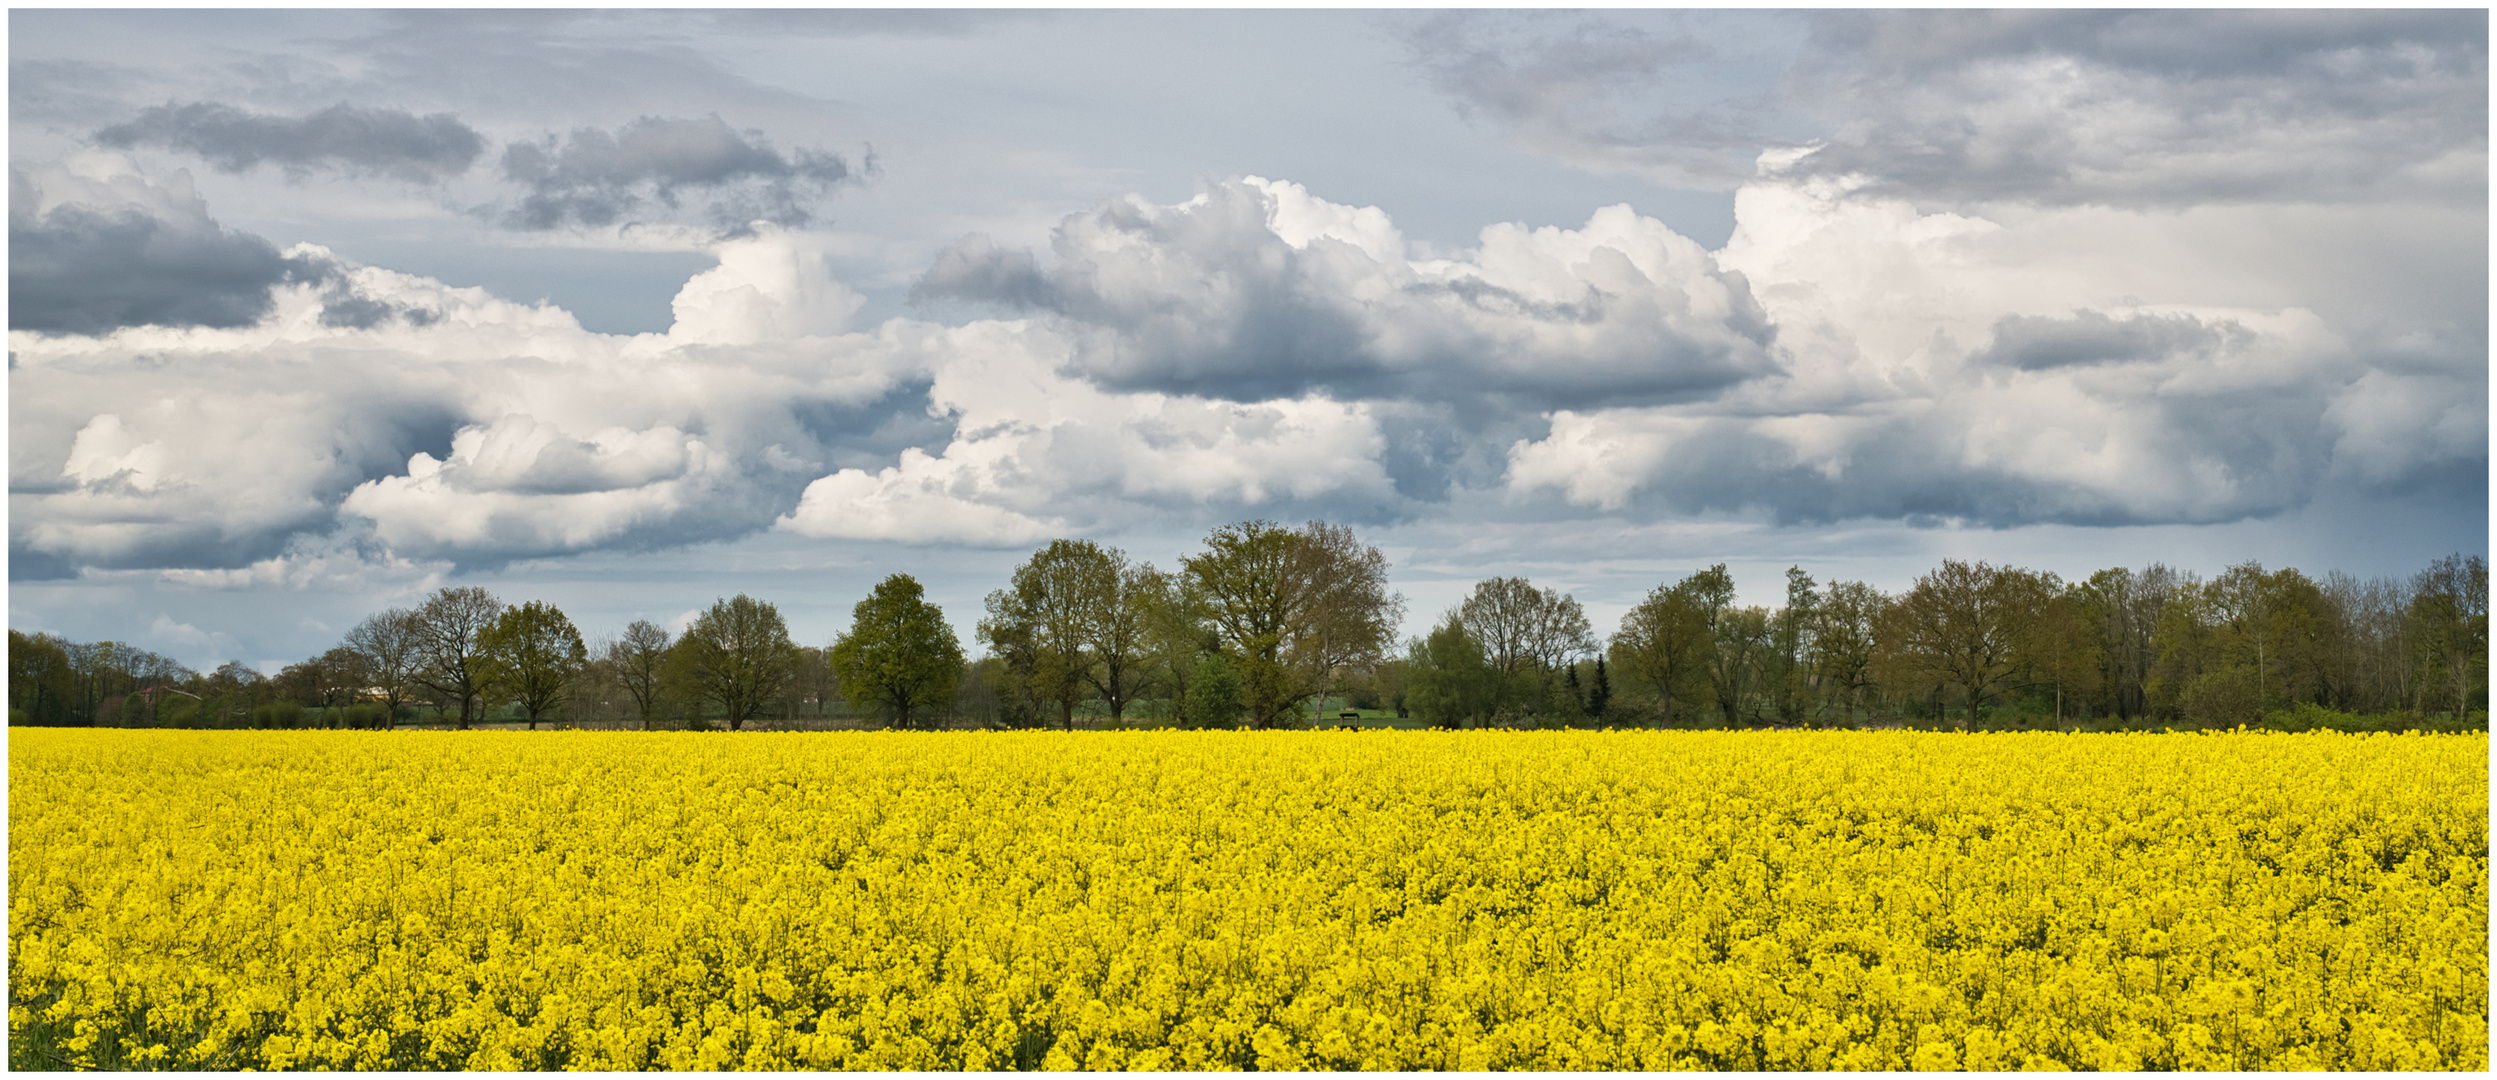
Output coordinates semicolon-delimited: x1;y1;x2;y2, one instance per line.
7;9;2484;668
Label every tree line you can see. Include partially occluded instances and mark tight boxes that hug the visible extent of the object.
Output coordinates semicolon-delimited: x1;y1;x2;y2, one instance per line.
8;522;2485;733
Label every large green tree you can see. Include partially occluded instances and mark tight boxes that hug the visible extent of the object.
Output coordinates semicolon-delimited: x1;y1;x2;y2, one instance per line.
1682;564;1745;724
9;630;73;726
1181;520;1402;728
984;539;1161;727
1885;560;2044;725
1405;614;1495;729
479;600;590;730
2408;553;2487;721
1456;576;1596;716
410;587;505;729
1608;573;1715;727
1812;580;1886;722
1086;559;1157;723
1180;652;1245;729
2077;564;2183;721
672;595;800;731
981;540;1112;729
1135;566;1216;721
1767;567;1818;725
831;574;964;729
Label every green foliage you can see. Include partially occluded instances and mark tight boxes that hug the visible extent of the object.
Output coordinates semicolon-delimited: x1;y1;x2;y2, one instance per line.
2257;701;2488;734
479;600;590;730
1404;616;1494;729
1881;560;2050;725
1182;520;1401;729
10;525;2485;737
670;595;800;732
981;539;1132;729
9;630;74;726
2180;667;2262;729
607;619;673;730
831;575;964;729
250;701;307;728
410;587;505;729
1179;653;1244;729
1609;575;1713;727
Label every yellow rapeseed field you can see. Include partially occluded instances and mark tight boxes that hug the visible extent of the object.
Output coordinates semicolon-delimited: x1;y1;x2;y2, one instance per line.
8;729;2486;1070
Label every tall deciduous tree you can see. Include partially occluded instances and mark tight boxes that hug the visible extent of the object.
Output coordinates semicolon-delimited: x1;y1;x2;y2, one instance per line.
2022;583;2102;725
1768;567;1818;725
279;647;370;726
479;600;589;730
1180;652;1244;729
1887;560;2035;725
673;595;800;731
1457;576;1596;714
1136;565;1215;721
1813;581;1885;722
1405;614;1495;729
2410;553;2488;721
831;574;964;729
981;539;1112;729
2079;564;2180;721
1713;606;1774;726
9;630;74;726
1182;520;1403;728
1609;576;1714;727
1678;565;1745;724
345;607;423;729
608;619;673;730
410;587;504;729
1087;559;1157;723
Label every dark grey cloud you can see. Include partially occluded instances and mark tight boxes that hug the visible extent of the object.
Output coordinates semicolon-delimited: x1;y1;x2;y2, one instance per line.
918;187;1379;402
697;9;1049;38
95;101;485;183
311;281;440;331
1807;9;2487;86
1977;310;2249;371
7;168;330;335
1374;400;1557;505
787;380;956;475
1395;10;1798;190
1399;9;2486;208
911;233;1052;309
8;164;442;336
917;179;1778;409
1786;9;2488;206
499;115;861;231
10;58;144;127
1403;11;1714;125
6;544;79;582
1563;394;2346;531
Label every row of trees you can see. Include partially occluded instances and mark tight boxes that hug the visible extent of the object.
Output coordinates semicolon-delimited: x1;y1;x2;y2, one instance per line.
7;579;961;732
9;523;2485;732
1571;555;2488;730
973;523;1401;730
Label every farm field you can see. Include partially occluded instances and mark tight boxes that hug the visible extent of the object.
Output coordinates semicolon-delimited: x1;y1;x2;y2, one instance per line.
9;729;2486;1071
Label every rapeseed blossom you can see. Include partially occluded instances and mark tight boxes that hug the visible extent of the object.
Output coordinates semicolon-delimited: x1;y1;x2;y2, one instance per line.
9;730;2485;1069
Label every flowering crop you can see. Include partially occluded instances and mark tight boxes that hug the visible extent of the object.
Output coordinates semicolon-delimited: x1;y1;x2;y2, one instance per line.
9;730;2485;1070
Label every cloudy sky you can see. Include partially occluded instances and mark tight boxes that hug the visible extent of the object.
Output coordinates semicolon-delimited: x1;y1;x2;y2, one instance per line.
9;9;2488;671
